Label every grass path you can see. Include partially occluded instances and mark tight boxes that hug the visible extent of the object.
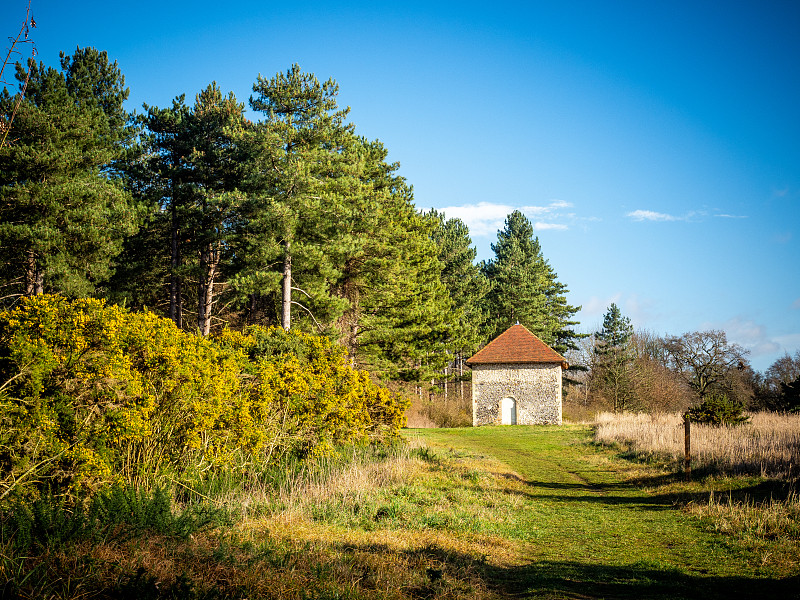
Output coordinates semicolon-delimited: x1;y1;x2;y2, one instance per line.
408;425;799;600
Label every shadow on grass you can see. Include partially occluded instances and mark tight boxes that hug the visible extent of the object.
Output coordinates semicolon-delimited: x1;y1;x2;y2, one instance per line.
340;541;800;600
499;468;797;512
488;558;800;600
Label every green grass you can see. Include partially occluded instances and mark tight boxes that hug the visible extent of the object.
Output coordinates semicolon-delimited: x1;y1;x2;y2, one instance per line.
408;425;799;599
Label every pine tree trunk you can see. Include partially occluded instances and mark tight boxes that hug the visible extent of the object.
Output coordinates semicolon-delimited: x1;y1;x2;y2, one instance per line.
459;354;464;401
197;242;219;336
351;323;358;367
169;196;182;328
281;241;292;330
248;293;256;325
24;250;43;296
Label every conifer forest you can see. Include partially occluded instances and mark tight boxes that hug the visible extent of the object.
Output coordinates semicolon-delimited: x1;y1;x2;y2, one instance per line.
0;49;581;382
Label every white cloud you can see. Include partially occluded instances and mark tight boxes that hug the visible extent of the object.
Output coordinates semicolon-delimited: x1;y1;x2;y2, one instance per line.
542;199;573;210
578;293;659;332
706;316;780;358
626;209;680;222
437;202;514;236
774;333;800;353
623;294;659;326
580;294;623;320
627;208;749;223
534;222;568;231
774;187;789;197
437;200;573;237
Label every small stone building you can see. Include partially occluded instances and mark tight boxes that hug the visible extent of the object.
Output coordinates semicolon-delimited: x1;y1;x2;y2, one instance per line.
466;324;567;426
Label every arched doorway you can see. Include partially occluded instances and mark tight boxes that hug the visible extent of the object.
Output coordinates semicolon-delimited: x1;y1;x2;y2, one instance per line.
501;397;517;425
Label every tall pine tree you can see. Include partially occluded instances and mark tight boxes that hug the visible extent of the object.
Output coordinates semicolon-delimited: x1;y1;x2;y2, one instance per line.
110;84;244;335
0;48;139;299
594;303;635;412
354;203;453;381
482;210;581;355
235;64;353;331
184;84;245;335
430;210;491;383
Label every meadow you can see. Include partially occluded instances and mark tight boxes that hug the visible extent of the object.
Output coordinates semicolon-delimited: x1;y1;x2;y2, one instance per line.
594;410;800;480
3;417;799;599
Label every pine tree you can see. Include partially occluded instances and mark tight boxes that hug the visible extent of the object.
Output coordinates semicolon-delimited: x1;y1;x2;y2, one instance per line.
323;136;416;356
0;48;139;299
430;210;491;354
594;303;635;412
429;210;491;392
481;210;581;355
235;64;353;331
183;84;245;335
107;96;191;322
110;84;244;335
355;205;453;381
143;97;192;325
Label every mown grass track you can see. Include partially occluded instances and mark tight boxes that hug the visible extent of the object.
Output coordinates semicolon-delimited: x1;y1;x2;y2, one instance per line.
408;425;800;600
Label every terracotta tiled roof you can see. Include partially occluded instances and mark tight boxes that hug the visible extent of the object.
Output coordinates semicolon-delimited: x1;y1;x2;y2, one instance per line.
466;324;567;368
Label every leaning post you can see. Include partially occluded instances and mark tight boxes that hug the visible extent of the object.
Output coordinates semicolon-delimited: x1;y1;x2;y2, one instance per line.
683;413;691;482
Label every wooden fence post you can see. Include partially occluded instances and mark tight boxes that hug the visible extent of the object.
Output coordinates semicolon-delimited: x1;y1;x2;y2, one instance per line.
683;414;691;481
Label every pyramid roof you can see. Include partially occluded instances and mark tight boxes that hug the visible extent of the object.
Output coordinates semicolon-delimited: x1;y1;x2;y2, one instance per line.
466;324;567;368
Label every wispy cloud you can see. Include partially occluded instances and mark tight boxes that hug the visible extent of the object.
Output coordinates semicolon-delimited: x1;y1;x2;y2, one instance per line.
436;202;513;236
627;208;747;223
626;209;682;222
704;316;780;358
581;294;623;320
774;232;793;244
773;187;790;198
535;222;568;231
437;200;574;237
578;293;657;328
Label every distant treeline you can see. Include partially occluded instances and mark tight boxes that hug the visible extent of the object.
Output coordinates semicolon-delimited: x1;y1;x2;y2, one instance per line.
566;304;800;418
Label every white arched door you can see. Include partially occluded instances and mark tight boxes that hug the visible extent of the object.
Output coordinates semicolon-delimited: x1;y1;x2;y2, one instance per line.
501;397;517;425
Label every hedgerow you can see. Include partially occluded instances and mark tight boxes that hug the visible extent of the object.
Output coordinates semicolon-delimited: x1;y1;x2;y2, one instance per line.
0;295;409;502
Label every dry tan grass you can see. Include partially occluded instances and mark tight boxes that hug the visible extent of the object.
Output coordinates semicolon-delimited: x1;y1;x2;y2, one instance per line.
4;442;513;599
276;444;422;516
594;411;800;480
688;491;800;538
405;387;473;428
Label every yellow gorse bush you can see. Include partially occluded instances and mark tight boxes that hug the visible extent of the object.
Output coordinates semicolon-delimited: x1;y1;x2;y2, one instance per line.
0;295;409;500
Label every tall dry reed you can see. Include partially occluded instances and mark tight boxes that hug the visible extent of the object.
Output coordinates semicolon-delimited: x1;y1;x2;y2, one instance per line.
203;443;424;522
275;443;420;516
595;411;800;480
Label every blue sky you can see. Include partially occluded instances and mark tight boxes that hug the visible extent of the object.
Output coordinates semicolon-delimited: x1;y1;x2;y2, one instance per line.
4;1;799;372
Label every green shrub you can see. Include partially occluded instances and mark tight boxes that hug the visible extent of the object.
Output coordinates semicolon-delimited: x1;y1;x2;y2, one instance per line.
2;485;225;552
685;393;750;426
0;295;410;501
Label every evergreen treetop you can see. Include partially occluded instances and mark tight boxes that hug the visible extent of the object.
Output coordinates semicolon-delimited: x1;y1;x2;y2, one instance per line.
481;210;581;356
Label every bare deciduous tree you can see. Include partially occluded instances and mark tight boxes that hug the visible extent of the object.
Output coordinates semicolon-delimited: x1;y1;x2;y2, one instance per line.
664;330;749;401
